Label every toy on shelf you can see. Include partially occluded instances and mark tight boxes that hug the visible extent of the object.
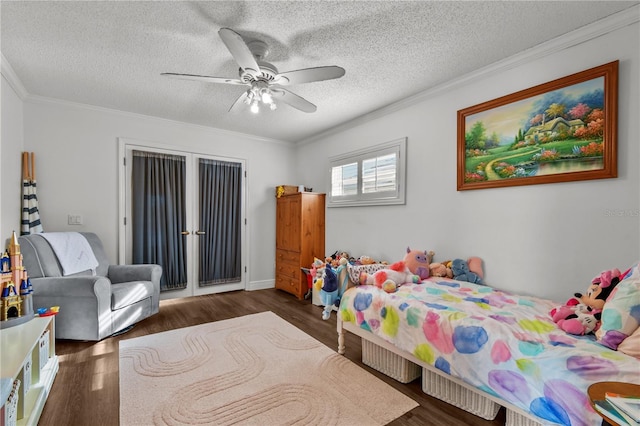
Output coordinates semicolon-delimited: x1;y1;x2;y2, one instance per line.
1;231;35;325
37;306;59;317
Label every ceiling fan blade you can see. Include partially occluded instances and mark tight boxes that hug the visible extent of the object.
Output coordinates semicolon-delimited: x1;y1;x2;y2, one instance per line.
275;66;345;85
229;90;250;112
218;28;261;76
273;88;317;113
161;73;247;85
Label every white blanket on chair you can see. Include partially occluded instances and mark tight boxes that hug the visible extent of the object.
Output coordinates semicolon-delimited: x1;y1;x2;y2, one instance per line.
39;232;99;276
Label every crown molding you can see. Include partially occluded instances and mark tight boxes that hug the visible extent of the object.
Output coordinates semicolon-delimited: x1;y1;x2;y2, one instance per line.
23;93;292;146
0;52;29;99
298;4;640;146
0;52;291;147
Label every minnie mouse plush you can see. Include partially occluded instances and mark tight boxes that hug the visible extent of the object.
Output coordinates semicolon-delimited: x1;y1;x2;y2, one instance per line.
555;304;602;335
575;268;621;312
550;268;621;335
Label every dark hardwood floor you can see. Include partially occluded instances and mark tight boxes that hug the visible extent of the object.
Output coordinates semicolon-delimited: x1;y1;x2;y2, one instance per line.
40;288;506;425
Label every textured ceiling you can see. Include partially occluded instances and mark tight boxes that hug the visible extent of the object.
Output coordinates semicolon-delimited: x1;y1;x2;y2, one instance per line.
1;1;638;143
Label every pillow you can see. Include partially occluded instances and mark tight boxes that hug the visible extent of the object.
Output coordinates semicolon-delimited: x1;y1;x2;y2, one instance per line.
618;326;640;359
595;275;640;350
621;261;640;280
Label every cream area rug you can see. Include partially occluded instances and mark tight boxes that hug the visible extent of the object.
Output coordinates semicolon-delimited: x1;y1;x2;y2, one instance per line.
119;311;418;425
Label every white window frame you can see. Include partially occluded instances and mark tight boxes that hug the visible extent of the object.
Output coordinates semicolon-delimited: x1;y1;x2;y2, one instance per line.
328;137;407;207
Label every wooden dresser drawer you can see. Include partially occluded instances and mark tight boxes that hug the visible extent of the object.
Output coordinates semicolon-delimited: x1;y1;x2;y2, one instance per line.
276;249;300;263
275;275;303;296
276;260;300;280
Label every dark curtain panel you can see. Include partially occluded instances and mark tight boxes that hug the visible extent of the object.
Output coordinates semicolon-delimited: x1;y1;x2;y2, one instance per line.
132;150;187;291
199;158;242;286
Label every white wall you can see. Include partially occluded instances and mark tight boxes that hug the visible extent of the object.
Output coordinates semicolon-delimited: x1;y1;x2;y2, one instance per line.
295;19;640;302
0;74;24;245
17;100;296;286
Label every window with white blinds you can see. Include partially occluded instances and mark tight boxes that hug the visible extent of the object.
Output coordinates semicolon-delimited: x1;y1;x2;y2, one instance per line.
328;137;406;207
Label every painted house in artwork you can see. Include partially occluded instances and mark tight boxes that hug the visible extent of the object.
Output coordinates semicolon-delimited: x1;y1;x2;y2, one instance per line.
524;117;585;143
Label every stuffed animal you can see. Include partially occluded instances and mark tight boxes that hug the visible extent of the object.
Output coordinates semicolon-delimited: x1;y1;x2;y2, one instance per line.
451;258;483;284
358;255;376;265
403;247;434;280
549;297;581;323
557;309;602;335
359;260;421;293
325;250;339;263
549;298;601;335
467;256;484;280
574;268;621;312
429;261;453;278
325;250;350;268
549;268;622;335
318;258;350;320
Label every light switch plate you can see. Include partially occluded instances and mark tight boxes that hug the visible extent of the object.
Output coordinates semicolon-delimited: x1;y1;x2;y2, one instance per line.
67;214;83;225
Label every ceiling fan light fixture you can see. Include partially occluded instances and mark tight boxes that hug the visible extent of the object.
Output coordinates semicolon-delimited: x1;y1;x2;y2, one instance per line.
243;84;276;113
261;89;273;104
163;28;344;114
250;99;260;114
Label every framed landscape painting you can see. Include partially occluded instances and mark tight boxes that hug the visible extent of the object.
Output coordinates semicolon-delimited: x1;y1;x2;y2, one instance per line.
457;61;618;191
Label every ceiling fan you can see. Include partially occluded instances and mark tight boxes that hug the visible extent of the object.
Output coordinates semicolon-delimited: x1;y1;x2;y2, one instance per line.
162;28;346;114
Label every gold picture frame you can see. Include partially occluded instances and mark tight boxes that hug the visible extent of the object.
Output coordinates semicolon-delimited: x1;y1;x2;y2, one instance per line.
457;61;618;191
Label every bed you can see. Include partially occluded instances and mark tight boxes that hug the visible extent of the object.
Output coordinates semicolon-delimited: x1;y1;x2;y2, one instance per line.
336;275;640;426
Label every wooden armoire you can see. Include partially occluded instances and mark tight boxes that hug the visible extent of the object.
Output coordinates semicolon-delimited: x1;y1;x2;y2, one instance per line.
275;192;325;299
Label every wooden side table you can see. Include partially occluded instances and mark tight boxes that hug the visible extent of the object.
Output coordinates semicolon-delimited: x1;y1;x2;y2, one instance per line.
588;381;640;426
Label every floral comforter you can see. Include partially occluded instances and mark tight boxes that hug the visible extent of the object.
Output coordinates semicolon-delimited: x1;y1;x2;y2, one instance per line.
338;278;640;426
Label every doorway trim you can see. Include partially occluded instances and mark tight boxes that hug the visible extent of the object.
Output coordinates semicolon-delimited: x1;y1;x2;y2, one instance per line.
117;137;248;299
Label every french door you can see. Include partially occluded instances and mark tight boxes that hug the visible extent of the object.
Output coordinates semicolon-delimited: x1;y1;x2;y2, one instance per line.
118;140;246;299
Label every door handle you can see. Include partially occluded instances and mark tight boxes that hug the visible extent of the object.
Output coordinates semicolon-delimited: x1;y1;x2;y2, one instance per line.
195;230;206;235
181;231;190;235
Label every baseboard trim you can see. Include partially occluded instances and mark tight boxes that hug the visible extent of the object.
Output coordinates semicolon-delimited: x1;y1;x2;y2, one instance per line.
247;279;275;292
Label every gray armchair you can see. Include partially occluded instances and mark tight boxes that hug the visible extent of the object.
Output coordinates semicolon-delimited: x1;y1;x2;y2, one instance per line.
18;232;161;341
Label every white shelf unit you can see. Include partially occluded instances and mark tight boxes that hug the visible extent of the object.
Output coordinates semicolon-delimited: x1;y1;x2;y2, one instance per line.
1;316;58;426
